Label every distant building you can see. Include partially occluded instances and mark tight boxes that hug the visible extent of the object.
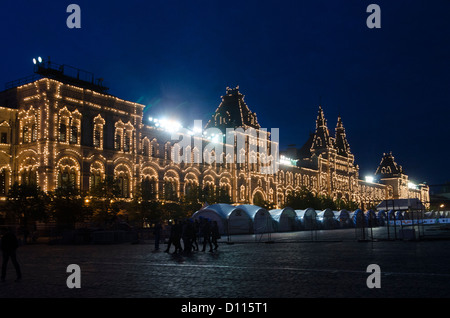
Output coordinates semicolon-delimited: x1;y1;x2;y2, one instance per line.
0;61;429;210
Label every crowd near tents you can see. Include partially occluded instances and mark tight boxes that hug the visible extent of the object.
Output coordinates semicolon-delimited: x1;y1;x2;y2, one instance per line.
191;203;444;235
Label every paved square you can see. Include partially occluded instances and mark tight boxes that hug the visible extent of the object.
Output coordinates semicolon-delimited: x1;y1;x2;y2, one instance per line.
1;228;450;298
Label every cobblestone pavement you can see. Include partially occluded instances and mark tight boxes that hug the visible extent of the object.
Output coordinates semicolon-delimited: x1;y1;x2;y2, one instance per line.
1;227;450;299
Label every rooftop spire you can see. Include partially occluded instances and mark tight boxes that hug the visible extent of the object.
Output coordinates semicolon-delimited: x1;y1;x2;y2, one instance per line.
311;105;332;154
334;115;351;157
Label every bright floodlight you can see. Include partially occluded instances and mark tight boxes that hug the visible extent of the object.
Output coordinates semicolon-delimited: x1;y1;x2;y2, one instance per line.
211;135;220;143
33;58;37;65
155;118;181;133
365;176;374;183
193;126;202;134
38;56;42;63
408;182;417;189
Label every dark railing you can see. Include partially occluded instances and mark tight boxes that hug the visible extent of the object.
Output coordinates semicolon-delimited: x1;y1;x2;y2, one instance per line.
5;58;109;94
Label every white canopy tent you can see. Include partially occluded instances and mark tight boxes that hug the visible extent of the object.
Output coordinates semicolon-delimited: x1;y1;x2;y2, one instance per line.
237;204;274;233
350;209;366;227
269;207;298;232
192;203;252;234
333;209;351;228
295;208;317;230
317;208;335;229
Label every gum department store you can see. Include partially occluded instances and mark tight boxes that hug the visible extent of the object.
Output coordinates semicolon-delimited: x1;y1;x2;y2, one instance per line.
0;61;429;210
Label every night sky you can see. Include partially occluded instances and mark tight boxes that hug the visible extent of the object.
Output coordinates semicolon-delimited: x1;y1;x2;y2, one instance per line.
1;0;449;187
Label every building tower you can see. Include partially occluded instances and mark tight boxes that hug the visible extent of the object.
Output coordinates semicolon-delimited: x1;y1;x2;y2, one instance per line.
310;106;333;157
334;116;352;158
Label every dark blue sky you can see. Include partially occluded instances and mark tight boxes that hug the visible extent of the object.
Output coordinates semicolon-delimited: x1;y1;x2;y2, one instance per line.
1;0;449;187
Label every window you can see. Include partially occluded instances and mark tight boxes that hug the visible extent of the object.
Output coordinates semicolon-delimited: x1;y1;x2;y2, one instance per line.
31;124;37;142
59;123;67;142
93;115;105;149
117;176;129;198
0;133;7;144
93;129;101;147
151;143;157;157
163;181;177;200
124;135;130;152
21;169;37;186
141;177;157;200
23;126;29;143
70;126;78;144
58;170;76;189
142;141;149;156
0;170;6;195
114;134;121;150
90;172;102;190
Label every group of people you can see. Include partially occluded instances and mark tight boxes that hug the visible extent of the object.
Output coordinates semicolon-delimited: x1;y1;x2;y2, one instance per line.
154;218;221;254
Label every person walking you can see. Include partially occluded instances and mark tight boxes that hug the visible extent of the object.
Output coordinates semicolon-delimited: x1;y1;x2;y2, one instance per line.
182;219;195;255
164;220;174;253
153;221;162;251
172;219;183;254
191;219;199;251
211;221;220;251
1;227;22;282
201;219;213;252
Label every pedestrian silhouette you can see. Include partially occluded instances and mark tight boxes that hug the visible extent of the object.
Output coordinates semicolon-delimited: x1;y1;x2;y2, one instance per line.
1;227;22;282
164;220;174;253
200;218;213;252
192;219;199;251
172;219;183;254
153;221;162;251
211;221;220;251
182;219;195;255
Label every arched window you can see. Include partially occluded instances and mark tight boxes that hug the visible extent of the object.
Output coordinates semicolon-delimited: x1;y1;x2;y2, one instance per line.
114;133;121;150
93;115;105;149
141;177;157;200
123;134;131;152
142;138;150;156
31;124;37;142
93;129;101;147
70;125;78;144
114;121;133;153
21;168;37;186
117;175;129;198
59;123;67;142
90;171;102;190
23;126;29;144
163;179;178;201
58;168;77;189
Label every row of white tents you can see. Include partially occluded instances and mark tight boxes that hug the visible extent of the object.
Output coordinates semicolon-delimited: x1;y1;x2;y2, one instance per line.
192;204;443;235
191;204;387;235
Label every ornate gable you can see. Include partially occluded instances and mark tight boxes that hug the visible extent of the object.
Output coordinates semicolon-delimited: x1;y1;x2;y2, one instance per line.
205;86;260;131
375;152;404;178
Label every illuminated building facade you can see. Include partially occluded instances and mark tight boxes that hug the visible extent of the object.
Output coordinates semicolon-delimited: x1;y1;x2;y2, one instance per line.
0;67;429;209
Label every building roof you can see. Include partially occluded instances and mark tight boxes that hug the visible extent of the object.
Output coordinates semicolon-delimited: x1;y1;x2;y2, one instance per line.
375;152;404;178
376;198;426;211
205;86;260;132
